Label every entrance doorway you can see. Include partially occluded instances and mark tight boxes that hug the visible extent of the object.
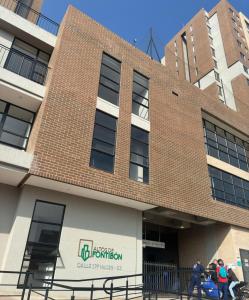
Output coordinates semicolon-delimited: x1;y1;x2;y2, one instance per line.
143;222;179;266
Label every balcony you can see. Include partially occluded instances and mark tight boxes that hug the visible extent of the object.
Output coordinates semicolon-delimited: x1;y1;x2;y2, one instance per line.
0;43;47;111
0;43;49;85
0;0;59;35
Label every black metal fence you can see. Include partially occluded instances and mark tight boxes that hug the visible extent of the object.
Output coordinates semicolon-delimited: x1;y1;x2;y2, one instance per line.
0;43;49;85
143;262;192;295
0;0;59;35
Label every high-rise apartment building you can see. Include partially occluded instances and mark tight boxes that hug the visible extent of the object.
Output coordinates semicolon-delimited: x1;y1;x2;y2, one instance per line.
165;0;249;111
1;0;249;297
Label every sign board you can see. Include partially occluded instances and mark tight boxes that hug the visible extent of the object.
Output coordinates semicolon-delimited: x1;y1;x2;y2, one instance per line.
77;239;124;272
143;239;165;249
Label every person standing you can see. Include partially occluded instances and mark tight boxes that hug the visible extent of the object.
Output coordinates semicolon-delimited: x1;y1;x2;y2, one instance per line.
228;268;239;300
216;259;228;300
188;259;205;300
209;259;218;284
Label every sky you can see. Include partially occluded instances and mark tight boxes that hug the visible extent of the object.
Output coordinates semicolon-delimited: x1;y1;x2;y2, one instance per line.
41;0;249;58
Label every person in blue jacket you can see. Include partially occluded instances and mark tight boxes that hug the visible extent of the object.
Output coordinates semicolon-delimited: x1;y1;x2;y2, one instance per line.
188;259;205;300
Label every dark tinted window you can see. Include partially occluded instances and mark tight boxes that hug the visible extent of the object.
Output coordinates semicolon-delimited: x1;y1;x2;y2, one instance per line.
130;126;149;183
98;53;121;105
0;99;34;150
203;119;249;172
18;201;65;289
90;110;117;173
132;71;149;120
209;165;249;210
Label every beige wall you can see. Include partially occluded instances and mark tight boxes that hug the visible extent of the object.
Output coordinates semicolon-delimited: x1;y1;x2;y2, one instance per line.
179;223;249;280
0;184;19;269
0;185;143;296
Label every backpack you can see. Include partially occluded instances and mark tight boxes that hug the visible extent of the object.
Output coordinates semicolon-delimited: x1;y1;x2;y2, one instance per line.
219;266;228;278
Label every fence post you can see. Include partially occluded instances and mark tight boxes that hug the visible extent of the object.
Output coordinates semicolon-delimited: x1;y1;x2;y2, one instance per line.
27;283;32;300
125;278;129;300
90;282;94;300
71;290;75;300
21;272;30;300
177;269;183;300
44;287;49;300
110;281;113;300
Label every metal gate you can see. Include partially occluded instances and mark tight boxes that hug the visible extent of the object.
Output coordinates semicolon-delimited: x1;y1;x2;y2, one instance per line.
240;249;249;282
143;261;191;295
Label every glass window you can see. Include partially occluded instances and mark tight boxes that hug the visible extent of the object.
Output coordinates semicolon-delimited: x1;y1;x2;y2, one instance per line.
90;110;117;173
240;52;245;61
132;71;149;120
15;0;33;18
203;119;249;172
130;126;149;183
5;39;50;85
209;166;249;210
214;71;220;82
18;201;65;289
0;100;35;150
98;53;121;105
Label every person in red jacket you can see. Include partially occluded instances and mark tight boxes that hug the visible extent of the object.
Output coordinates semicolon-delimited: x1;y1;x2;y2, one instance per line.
216;259;228;300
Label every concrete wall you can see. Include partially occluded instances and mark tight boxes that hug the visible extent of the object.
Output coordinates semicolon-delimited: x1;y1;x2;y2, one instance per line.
0;29;14;67
1;185;143;295
0;184;19;268
178;223;249;280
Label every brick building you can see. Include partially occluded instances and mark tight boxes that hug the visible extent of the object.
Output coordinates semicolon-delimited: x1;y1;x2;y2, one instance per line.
1;0;249;296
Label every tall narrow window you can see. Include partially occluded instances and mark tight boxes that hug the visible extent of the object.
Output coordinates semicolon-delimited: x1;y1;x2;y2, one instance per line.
130;126;149;183
98;53;121;106
18;201;65;288
240;52;246;61
181;32;191;81
132;71;149;120
90;110;117;173
214;71;220;82
211;48;216;57
218;85;223;96
0;99;34;150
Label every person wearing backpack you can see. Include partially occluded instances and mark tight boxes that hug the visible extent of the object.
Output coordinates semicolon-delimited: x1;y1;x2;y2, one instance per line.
216;259;228;300
228;268;239;300
188;259;205;300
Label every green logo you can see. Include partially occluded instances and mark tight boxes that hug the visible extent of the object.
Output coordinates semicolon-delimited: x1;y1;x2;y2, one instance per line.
79;239;123;262
81;244;91;261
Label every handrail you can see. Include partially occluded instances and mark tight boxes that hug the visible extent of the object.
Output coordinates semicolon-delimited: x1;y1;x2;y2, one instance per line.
0;268;223;300
0;0;59;35
0;43;50;85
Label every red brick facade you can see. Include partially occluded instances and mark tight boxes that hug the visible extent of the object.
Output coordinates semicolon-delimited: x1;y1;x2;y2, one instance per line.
29;5;249;229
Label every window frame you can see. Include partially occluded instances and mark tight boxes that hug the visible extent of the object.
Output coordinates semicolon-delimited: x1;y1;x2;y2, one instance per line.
98;52;121;106
18;200;66;289
0;99;35;150
4;37;50;85
209;166;249;210
132;70;149;121
90;110;117;173
203;119;249;172
129;125;149;184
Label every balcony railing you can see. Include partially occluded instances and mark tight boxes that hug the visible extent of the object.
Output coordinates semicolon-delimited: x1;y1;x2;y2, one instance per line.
0;43;49;85
0;0;59;35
